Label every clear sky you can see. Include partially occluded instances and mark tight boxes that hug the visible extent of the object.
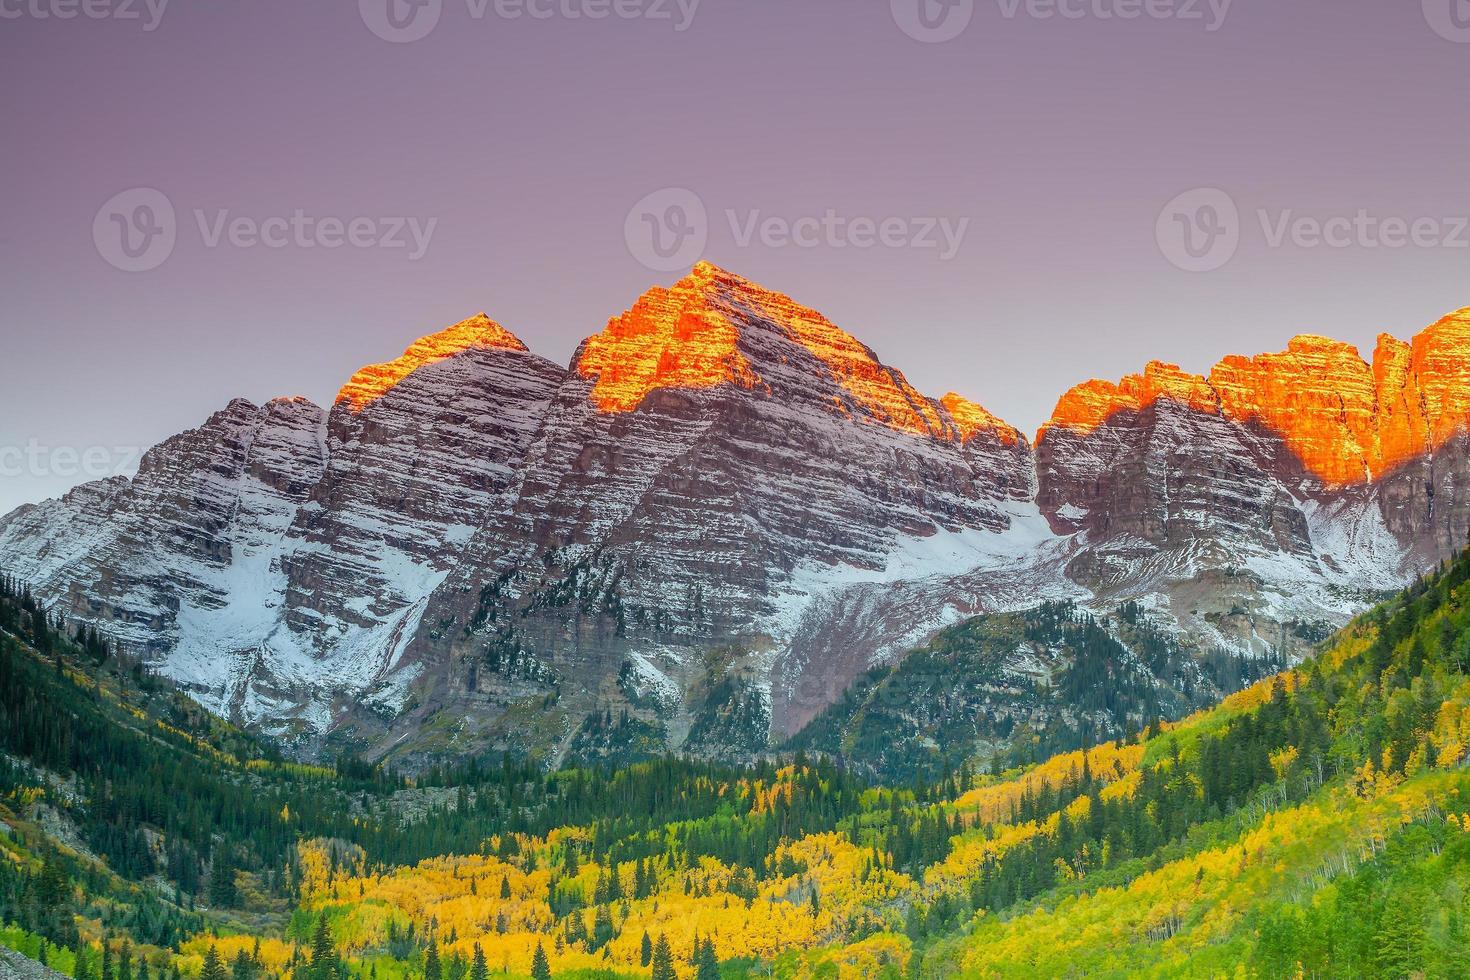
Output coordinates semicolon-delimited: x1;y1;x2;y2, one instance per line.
3;0;1469;514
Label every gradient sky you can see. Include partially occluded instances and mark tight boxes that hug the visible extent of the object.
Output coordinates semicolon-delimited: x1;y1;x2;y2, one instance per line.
3;0;1469;514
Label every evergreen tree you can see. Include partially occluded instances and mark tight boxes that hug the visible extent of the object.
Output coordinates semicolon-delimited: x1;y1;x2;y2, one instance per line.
650;935;676;980
470;945;487;980
592;904;616;950
231;950;256;980
530;943;551;980
74;942;94;980
695;938;720;980
310;914;336;975
200;948;227;980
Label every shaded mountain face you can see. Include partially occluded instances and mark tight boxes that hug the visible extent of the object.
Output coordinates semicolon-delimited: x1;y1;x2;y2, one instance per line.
3;264;1470;766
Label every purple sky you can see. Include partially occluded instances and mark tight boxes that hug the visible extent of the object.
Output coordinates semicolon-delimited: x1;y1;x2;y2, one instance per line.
3;0;1470;514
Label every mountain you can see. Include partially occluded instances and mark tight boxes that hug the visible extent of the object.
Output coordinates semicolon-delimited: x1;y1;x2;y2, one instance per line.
0;317;566;747
1037;320;1470;648
788;599;1289;783
7;513;1470;979
3;264;1470;766
385;262;1036;766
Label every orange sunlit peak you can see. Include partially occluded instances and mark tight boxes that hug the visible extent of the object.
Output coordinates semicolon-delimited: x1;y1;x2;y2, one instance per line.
1039;312;1470;488
336;314;528;412
577;263;957;440
1038;362;1217;443
577;267;762;413
941;392;1024;447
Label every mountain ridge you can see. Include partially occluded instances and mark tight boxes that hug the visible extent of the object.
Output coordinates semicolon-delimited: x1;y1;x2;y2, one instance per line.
3;263;1469;766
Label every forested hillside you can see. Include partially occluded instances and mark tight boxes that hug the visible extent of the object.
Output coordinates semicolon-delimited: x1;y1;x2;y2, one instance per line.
6;544;1470;978
788;601;1292;783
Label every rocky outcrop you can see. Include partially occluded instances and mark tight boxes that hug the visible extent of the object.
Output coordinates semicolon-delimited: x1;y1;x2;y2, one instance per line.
0;945;68;980
0;320;564;737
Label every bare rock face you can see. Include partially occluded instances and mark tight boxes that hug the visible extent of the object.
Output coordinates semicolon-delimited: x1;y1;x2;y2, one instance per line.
389;263;1037;762
262;316;567;734
0;396;329;679
5;268;1470;767
0;945;69;980
0;319;564;737
1031;315;1470;659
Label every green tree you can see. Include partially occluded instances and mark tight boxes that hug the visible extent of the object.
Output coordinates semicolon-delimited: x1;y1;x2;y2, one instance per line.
74;943;94;980
310;914;336;976
232;950;258;980
695;938;720;980
651;935;676;980
530;943;551;980
209;846;237;908
470;945;487;980
200;948;227;980
592;905;616;950
1373;900;1425;978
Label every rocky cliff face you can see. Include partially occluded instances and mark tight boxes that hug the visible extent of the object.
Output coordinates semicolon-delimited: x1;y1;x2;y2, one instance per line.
1020;316;1470;673
0;396;329;702
0;320;564;738
383;263;1037;763
4;267;1470;766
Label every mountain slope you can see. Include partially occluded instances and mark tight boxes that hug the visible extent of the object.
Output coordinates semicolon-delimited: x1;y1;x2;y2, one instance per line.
788;599;1291;783
913;550;1470;977
9;520;1470;979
